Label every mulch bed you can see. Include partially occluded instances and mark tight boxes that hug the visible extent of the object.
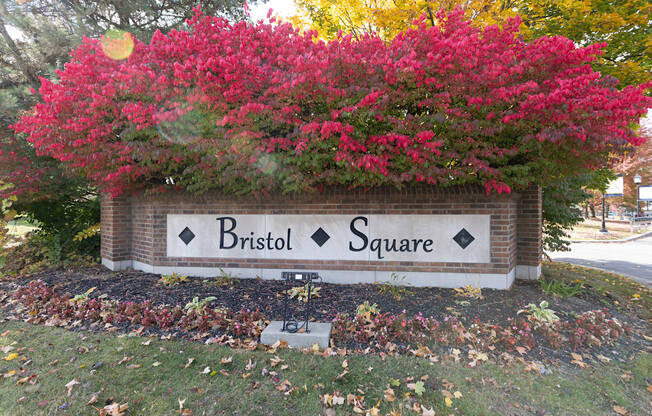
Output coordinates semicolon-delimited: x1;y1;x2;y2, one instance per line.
1;265;649;364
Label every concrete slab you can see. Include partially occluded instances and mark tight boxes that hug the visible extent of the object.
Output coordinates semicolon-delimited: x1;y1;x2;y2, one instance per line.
260;321;332;350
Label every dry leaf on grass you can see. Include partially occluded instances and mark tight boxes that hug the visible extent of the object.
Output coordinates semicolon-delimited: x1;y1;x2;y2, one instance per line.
65;378;79;396
1;345;14;354
421;405;436;416
98;402;128;416
613;405;628;415
383;386;395;402
88;393;99;405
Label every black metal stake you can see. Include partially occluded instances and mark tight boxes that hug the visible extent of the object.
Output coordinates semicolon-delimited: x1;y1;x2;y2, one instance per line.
281;271;320;334
304;282;312;334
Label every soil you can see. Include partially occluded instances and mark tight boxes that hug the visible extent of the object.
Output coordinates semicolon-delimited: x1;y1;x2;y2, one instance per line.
0;265;643;326
1;266;649;364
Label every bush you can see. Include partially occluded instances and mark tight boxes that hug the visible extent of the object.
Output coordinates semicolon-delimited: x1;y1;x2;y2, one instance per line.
10;9;650;198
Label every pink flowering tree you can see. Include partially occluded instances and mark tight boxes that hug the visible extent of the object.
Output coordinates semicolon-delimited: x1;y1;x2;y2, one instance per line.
9;8;651;198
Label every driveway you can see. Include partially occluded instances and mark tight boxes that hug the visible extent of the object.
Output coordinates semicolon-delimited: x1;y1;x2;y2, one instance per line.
548;236;652;286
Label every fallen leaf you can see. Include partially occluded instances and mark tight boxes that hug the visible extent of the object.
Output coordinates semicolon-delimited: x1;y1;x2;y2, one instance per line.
270;356;284;367
368;407;381;416
88;393;99;405
15;376;30;385
65;378;79;396
570;353;586;368
596;354;611;363
2;352;18;361
421;405;435;416
126;364;141;369
99;402;128;416
185;357;195;368
152;361;161;367
407;381;425;396
220;356;232;365
383;386;395;402
441;379;454;390
613;405;628;415
334;369;349;380
444;396;453;407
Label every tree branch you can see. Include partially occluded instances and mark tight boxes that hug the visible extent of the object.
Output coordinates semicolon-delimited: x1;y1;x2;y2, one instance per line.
0;18;40;91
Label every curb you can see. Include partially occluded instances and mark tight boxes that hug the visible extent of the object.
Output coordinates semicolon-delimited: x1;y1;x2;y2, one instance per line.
570;229;652;244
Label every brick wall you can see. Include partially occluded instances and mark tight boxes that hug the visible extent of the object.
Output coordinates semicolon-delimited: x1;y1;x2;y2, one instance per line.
101;185;542;288
100;195;131;268
516;185;543;279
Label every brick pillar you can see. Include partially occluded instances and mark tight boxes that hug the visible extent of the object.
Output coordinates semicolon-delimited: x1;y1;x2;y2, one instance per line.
516;185;542;279
100;194;132;270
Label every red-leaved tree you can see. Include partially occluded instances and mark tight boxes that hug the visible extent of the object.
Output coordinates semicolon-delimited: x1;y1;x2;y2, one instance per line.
8;8;651;197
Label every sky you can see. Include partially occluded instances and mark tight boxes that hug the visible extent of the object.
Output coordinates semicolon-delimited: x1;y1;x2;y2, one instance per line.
250;0;298;21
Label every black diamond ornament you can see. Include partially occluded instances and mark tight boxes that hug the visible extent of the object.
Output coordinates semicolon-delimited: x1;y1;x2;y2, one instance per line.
178;227;196;245
453;228;475;249
310;227;331;247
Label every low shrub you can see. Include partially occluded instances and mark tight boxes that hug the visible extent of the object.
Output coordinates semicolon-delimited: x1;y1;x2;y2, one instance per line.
376;273;413;301
159;272;189;287
540;279;584;297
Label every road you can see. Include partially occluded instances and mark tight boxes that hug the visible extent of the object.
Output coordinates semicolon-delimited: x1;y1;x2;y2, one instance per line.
548;236;652;286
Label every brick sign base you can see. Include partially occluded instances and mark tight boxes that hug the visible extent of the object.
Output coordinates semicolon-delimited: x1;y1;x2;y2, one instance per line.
101;186;542;289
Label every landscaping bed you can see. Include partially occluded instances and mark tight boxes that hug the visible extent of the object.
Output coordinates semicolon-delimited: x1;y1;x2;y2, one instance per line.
1;262;649;369
0;265;641;326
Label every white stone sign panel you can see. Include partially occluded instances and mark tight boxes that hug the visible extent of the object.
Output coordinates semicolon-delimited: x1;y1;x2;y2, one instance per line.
167;214;491;263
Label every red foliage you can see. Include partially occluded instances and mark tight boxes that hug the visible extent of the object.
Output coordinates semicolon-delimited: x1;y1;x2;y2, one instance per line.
9;8;650;197
11;280;631;353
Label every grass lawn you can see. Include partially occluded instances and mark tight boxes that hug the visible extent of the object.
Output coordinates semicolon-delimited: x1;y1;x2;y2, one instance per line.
543;261;651;320
567;218;646;241
5;219;38;240
0;320;650;416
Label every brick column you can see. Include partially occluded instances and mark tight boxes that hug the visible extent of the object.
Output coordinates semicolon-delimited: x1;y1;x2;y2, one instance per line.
516;185;542;280
100;194;132;270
